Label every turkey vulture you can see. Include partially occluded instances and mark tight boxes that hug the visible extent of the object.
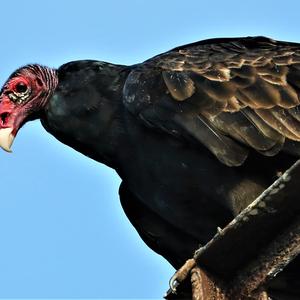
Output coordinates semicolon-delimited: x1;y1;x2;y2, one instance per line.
0;36;300;298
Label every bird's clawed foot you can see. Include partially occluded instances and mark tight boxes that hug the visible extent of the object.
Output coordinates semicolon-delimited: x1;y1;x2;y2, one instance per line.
166;258;226;300
169;258;196;293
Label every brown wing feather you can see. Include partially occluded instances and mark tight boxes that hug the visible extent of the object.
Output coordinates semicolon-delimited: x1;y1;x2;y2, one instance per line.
124;37;300;166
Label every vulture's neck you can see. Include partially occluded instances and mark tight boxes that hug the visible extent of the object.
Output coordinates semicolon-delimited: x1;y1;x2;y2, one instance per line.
41;60;133;168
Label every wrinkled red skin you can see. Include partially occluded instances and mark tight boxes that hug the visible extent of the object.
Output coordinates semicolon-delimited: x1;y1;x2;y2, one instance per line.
0;99;17;128
0;72;45;136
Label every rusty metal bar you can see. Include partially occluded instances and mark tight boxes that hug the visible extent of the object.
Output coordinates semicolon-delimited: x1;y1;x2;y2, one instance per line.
228;217;300;297
165;160;300;299
190;267;226;300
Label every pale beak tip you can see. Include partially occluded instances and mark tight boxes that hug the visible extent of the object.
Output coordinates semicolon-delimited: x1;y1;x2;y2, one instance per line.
0;128;15;153
3;147;12;153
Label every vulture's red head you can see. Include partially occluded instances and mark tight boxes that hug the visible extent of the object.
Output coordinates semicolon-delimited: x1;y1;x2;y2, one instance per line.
0;65;58;152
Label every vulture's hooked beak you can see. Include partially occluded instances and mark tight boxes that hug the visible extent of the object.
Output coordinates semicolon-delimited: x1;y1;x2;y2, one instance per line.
0;99;20;153
0;127;14;152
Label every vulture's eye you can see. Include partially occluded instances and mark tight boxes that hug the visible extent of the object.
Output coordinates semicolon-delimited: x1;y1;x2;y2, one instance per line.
15;82;28;94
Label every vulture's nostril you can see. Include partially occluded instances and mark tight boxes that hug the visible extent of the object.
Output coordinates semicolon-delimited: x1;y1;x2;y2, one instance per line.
0;112;10;125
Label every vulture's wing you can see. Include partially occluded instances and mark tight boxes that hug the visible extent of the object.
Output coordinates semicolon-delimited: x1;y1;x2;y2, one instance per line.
123;36;300;166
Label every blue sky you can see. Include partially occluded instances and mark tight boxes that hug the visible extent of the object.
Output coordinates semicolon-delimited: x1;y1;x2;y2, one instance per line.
0;0;300;299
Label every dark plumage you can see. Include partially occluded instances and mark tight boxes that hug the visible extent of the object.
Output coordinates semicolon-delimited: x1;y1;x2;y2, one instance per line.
0;36;300;299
